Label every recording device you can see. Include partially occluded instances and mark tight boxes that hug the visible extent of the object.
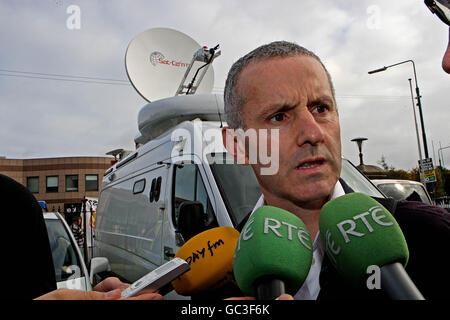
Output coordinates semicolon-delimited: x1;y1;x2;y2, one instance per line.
319;192;425;300
120;257;190;298
233;206;313;300
172;226;240;296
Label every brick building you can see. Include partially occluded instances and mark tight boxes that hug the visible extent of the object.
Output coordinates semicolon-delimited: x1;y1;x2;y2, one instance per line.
0;156;114;218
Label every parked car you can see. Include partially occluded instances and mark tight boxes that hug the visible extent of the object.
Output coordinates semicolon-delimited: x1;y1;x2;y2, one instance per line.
43;212;110;290
371;179;433;204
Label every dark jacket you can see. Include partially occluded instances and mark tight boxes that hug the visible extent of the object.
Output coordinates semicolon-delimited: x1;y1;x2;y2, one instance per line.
1;174;57;299
317;180;450;300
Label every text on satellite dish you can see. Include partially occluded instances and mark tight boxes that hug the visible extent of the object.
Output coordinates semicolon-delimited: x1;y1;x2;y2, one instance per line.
150;51;189;68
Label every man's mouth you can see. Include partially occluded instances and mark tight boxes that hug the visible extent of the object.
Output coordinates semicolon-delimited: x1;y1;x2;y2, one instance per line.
295;158;325;170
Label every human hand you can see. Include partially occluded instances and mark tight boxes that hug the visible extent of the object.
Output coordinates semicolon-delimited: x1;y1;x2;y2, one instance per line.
225;294;293;300
34;288;123;300
35;277;163;300
224;296;256;300
93;276;163;300
35;287;163;300
93;276;129;292
275;294;294;300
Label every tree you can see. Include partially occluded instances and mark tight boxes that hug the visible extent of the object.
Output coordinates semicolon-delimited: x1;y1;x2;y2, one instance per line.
385;169;411;180
377;155;394;171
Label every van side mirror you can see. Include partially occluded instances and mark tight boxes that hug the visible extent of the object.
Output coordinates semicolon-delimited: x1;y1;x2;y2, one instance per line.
177;201;206;243
89;257;111;285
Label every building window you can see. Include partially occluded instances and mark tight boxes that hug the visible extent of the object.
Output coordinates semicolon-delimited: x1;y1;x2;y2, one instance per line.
46;176;58;193
65;175;79;192
85;174;98;191
27;176;39;193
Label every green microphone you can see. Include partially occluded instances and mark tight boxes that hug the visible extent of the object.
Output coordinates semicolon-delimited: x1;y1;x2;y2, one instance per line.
319;193;424;300
233;206;313;299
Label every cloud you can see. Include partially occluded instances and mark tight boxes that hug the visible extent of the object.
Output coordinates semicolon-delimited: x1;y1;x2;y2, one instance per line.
0;0;448;172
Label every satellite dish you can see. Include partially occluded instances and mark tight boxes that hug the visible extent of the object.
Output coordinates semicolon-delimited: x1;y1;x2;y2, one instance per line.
125;28;216;102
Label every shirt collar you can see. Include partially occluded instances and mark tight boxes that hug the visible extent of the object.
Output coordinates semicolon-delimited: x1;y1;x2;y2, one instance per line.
250;180;346;250
251;180;346;215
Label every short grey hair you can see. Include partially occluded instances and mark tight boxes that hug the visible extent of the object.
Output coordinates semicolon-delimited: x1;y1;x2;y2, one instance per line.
224;41;335;129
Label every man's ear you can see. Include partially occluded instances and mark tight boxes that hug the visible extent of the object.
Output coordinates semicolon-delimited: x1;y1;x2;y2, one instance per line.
222;126;250;165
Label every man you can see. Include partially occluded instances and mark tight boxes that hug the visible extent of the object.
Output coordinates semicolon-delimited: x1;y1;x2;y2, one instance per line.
424;0;450;73
443;27;450;73
222;41;450;299
70;216;84;252
444;30;449;72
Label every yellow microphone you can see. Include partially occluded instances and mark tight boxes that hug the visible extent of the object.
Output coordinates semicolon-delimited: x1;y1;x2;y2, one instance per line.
172;226;240;295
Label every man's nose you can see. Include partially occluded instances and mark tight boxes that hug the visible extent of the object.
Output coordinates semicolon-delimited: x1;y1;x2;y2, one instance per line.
443;27;450;74
295;111;325;146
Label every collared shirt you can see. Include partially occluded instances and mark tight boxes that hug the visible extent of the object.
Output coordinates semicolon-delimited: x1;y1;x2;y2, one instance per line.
249;181;345;300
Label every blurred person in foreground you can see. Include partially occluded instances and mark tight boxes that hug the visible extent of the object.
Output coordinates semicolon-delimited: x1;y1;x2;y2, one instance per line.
425;0;450;73
0;174;161;300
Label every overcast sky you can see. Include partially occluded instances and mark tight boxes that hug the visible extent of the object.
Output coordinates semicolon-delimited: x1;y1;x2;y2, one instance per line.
0;0;449;171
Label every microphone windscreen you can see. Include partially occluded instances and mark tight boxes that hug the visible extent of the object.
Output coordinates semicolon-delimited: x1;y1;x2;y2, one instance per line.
319;192;409;285
172;226;239;295
233;206;313;296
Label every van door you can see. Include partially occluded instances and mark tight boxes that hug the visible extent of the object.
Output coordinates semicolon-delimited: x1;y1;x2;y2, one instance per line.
161;157;220;299
162;157;219;261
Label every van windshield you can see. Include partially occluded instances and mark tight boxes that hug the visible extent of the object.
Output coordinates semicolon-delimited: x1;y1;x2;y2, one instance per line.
208;153;261;227
208;154;384;227
340;159;385;198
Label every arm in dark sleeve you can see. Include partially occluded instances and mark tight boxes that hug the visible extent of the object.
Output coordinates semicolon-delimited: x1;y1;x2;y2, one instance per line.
394;200;450;300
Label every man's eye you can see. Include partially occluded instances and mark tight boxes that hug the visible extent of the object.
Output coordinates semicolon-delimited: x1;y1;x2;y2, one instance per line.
270;113;285;122
312;105;328;114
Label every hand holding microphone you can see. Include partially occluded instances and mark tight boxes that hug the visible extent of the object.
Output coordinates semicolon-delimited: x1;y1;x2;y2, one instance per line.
319;192;425;300
233;206;313;300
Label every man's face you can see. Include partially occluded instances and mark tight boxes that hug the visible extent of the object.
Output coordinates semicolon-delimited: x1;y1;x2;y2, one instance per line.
236;55;342;207
443;27;450;73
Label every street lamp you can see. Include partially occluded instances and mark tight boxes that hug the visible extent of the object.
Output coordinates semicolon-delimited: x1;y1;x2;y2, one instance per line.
407;78;423;162
408;78;425;184
351;137;368;166
368;60;429;159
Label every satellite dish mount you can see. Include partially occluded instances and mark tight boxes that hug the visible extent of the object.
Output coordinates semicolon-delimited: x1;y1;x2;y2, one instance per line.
175;44;221;96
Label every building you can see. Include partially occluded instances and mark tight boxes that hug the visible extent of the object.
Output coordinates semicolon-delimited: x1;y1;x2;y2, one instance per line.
0;156;114;219
356;164;388;179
